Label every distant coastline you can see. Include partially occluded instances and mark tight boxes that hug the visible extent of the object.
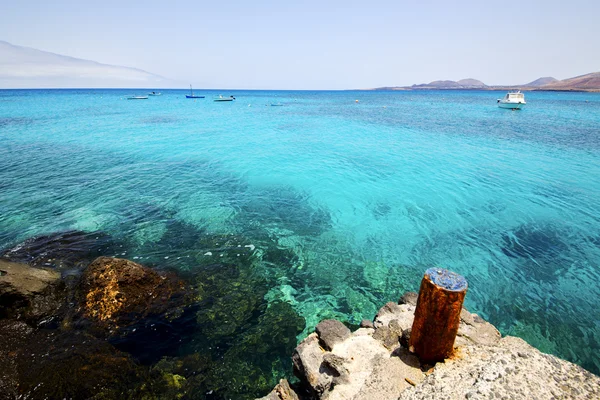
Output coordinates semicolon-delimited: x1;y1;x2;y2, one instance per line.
366;72;600;92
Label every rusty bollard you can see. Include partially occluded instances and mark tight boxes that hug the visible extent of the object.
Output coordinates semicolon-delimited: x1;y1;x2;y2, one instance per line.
409;267;467;363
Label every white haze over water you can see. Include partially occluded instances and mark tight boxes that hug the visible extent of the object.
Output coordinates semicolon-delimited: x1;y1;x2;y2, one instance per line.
0;40;175;88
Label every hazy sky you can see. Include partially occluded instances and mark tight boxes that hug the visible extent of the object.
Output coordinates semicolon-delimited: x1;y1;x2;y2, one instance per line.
1;0;599;89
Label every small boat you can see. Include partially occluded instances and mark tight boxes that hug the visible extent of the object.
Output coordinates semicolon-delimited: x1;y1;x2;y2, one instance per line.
186;85;205;99
497;91;526;109
214;95;235;102
270;103;283;107
127;96;148;100
148;91;161;96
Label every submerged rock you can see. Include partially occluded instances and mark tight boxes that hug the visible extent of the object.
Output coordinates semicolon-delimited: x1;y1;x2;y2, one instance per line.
1;230;118;272
203;300;305;399
14;329;150;400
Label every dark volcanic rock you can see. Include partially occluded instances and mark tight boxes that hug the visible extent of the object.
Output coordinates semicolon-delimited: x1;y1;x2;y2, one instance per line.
0;320;33;399
1;230;118;271
400;328;412;348
315;319;351;351
15;330;149;400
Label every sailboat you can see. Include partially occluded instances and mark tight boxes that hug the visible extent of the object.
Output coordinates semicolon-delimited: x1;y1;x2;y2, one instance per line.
186;85;204;99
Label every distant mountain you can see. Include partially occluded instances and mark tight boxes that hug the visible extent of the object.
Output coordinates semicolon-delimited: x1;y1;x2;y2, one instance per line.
457;78;487;88
0;40;174;88
540;72;600;91
523;77;558;87
410;78;487;89
370;72;600;91
425;80;462;88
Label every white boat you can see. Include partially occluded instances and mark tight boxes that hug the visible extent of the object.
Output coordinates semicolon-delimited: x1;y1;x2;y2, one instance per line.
148;91;161;96
127;96;148;100
497;91;526;109
214;95;235;102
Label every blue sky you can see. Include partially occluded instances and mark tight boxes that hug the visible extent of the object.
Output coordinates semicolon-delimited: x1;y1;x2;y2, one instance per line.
1;0;599;89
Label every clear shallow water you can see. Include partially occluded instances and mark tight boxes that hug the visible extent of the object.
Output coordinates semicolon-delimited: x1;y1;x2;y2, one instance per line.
1;89;600;375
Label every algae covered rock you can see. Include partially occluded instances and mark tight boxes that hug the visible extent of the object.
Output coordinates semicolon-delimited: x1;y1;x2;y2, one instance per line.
202;300;305;399
194;261;268;341
77;256;190;334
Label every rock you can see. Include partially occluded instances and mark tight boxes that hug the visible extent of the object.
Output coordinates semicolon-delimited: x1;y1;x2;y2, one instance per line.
373;301;415;331
373;324;401;350
360;319;374;328
292;333;332;394
399;291;418;306
322;353;351;385
284;300;600;400
257;379;300;400
400;328;411;348
374;302;401;328
0;320;34;398
0;260;63;322
315;319;351;351
1;230;118;271
325;332;424;399
292;322;425;399
397;336;600;400
13;329;150;399
0;260;60;297
455;308;501;347
76;256;188;333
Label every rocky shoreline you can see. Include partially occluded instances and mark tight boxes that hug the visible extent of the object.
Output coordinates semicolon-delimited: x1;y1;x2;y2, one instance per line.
0;230;305;399
2;231;599;399
259;295;600;400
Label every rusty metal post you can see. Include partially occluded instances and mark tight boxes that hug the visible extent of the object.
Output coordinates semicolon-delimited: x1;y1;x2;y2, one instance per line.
409;267;467;363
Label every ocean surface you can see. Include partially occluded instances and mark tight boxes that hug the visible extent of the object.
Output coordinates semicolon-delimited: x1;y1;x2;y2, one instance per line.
1;89;599;389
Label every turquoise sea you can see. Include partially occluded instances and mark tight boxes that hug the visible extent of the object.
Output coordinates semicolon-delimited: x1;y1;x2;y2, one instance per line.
1;89;599;392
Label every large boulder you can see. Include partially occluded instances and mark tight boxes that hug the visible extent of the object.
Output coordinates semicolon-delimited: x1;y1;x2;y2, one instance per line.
76;256;189;334
0;260;63;322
